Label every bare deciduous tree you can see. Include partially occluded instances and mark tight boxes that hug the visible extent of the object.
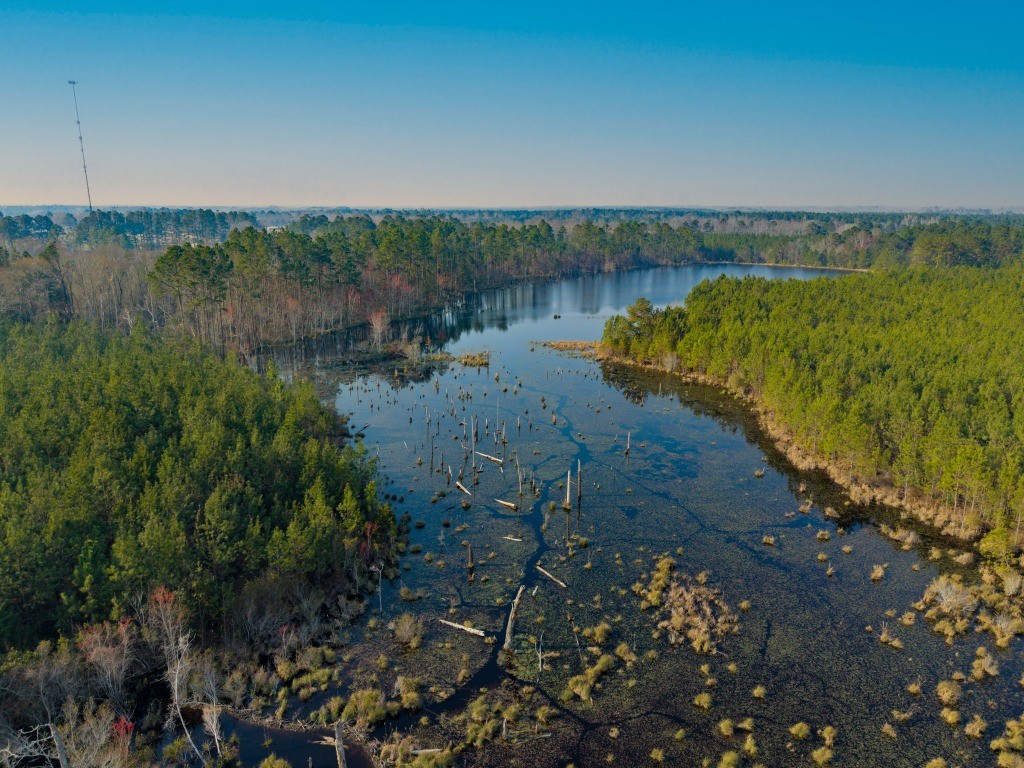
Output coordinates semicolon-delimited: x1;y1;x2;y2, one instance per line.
368;308;390;350
78;620;137;715
0;641;81;768
148;586;207;767
194;653;223;760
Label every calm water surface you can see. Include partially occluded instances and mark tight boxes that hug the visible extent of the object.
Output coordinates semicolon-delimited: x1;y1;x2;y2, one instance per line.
250;265;1019;768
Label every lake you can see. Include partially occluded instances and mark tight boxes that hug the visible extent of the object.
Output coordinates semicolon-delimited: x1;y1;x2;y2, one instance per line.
249;264;1017;768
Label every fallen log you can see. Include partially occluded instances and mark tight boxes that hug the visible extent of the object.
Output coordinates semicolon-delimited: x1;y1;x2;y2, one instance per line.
496;499;518;510
334;721;348;768
504;585;526;650
438;618;487;637
475;450;504;465
455;481;472;496
535;565;568;589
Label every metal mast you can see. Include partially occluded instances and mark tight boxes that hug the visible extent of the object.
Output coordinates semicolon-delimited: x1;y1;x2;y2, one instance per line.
67;80;93;212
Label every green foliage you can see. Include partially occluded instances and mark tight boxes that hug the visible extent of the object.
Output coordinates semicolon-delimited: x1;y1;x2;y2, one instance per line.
5;210;1024;352
604;266;1024;542
0;321;393;646
341;688;386;729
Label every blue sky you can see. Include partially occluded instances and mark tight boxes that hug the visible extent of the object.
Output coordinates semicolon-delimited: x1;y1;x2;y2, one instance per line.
2;2;1022;209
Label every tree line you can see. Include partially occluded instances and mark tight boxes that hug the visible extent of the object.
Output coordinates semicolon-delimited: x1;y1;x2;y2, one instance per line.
0;208;258;250
603;266;1024;553
5;212;1024;355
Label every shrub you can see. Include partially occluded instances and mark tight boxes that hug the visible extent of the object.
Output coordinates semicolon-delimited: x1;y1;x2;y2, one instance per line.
394;613;423;649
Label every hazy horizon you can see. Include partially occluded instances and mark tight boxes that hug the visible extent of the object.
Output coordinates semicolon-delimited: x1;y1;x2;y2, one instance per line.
6;204;1024;216
3;2;1023;210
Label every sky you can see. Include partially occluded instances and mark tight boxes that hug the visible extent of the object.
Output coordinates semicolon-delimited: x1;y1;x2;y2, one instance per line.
1;2;1023;210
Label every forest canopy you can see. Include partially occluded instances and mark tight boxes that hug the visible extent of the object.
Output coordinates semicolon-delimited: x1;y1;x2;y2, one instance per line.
2;210;1023;352
0;321;394;648
602;267;1024;549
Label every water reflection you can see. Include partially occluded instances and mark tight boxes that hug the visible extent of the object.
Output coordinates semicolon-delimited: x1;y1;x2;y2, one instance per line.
272;264;837;376
245;264;1021;768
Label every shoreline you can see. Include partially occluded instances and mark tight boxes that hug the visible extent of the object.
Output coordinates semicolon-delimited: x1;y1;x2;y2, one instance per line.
704;260;870;273
262;260;864;363
547;340;985;548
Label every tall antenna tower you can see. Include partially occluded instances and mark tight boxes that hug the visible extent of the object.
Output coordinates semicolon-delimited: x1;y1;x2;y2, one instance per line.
67;80;94;213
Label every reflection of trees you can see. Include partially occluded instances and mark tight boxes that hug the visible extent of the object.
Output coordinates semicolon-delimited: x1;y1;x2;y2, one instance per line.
295;353;454;401
596;359;858;515
265;272;598;371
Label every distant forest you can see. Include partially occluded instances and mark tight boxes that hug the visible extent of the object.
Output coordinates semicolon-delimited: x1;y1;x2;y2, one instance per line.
2;208;1024;353
0;209;258;249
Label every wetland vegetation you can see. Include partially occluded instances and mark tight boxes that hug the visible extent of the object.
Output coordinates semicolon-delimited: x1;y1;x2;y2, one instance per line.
4;217;1024;767
602;267;1024;550
239;262;1024;768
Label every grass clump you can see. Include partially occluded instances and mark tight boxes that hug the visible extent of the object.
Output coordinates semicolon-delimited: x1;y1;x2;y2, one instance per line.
940;708;960;726
561;654;616;704
892;708;914;724
963;714;986;739
583;621;613;646
990;714;1024;764
789;722;811;740
456;351;490;367
935;680;961;707
378;735;454;768
819;725;837;747
811;747;833;766
535;705;556;726
919;574;978;642
341;688;386;729
693;692;713;710
614;642;638;666
638;558;739;654
465;695;502;748
971;646;999;680
394;676;423;711
399;586;424;602
742;734;757;757
394;612;424;650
